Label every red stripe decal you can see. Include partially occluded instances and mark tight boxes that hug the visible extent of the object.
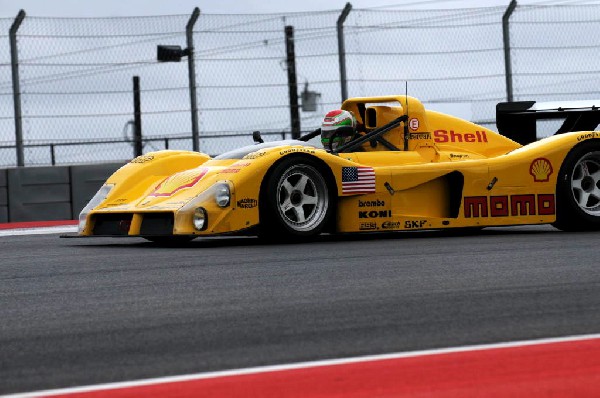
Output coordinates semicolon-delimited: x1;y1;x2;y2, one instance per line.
0;220;77;230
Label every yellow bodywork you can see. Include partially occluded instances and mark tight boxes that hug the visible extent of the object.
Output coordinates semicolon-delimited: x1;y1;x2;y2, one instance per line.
78;95;598;237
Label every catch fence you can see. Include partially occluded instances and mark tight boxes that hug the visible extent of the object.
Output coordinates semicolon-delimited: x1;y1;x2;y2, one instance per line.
1;3;599;166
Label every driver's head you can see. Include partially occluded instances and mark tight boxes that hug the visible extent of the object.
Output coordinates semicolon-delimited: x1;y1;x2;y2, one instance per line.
321;110;357;152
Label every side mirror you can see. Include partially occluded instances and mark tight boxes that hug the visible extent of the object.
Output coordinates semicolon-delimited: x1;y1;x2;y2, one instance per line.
252;131;264;144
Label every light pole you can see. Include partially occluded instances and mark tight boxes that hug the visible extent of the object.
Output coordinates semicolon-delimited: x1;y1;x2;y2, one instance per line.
157;7;201;152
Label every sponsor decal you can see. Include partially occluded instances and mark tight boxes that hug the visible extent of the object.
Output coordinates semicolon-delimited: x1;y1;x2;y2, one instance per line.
577;132;599;142
148;168;208;197
103;203;127;208
381;221;402;230
408;133;431;140
130;154;154;164
243;151;267;160
342;167;376;194
359;222;377;231
219;168;242;174
359;210;392;219
219;161;251;174
409;118;419;131
279;148;316;155
434;130;488;144
463;194;555;218
405;220;427;229
450;153;469;159
98;205;130;211
358;199;385;207
237;198;258;209
529;158;553;182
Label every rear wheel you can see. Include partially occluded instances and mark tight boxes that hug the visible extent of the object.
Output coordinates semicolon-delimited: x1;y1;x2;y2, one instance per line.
260;158;333;239
553;142;600;231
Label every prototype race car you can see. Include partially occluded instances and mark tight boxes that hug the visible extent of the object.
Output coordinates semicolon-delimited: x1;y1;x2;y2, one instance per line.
77;95;600;241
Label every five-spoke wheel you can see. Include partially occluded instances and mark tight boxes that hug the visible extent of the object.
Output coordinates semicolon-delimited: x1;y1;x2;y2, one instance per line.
570;152;600;216
261;157;333;238
555;142;600;231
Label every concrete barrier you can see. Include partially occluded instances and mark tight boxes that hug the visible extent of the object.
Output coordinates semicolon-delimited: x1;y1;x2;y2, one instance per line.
8;166;72;222
0;162;127;222
0;170;7;223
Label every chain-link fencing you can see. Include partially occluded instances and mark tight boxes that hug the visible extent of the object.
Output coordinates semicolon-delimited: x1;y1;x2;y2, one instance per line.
1;4;600;166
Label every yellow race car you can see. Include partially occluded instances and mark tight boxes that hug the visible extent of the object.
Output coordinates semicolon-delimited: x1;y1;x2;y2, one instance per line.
77;95;600;241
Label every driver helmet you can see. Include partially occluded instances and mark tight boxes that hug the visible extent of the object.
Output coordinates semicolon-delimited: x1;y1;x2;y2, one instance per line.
321;110;357;151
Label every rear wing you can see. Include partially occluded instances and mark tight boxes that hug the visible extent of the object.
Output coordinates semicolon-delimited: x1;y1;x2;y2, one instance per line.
496;100;600;145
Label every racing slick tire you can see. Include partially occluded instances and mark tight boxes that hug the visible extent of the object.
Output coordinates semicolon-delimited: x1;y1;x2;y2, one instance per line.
553;141;600;231
259;157;334;239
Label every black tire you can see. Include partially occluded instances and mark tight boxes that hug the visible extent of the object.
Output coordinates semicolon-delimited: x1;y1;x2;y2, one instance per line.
259;157;333;239
553;141;600;231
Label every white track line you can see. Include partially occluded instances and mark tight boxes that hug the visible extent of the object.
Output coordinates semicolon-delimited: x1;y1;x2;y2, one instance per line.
0;226;77;237
6;332;600;398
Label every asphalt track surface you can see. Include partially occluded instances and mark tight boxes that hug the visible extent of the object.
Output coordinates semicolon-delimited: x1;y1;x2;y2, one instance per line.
1;225;600;394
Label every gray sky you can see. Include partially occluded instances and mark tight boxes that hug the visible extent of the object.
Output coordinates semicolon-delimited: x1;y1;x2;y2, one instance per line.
3;0;600;17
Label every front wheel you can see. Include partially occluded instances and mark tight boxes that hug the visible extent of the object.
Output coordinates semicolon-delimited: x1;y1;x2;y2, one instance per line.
553;142;600;231
260;158;333;239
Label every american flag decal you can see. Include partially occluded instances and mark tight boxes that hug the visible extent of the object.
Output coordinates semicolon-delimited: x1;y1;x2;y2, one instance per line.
342;167;376;194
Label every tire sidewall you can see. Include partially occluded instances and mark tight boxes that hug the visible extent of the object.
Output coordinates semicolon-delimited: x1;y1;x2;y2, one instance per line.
260;157;333;238
555;140;600;230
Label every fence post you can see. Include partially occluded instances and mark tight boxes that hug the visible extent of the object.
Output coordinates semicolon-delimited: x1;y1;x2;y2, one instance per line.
503;0;517;102
337;3;352;103
187;7;201;152
50;144;56;165
9;10;26;167
133;76;143;157
285;25;301;139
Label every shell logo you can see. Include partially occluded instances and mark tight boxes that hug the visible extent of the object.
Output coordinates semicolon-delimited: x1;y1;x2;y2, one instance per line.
148;168;208;197
529;158;553;182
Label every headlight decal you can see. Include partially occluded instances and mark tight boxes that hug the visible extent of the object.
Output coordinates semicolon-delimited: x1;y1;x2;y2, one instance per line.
78;184;114;233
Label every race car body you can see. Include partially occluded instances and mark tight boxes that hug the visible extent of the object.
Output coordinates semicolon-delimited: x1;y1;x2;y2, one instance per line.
77;95;600;240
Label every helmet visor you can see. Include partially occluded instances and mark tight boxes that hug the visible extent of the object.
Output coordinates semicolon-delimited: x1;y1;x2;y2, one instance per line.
321;126;355;151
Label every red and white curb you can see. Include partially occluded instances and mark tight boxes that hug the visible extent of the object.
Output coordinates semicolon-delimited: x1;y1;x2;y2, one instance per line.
0;221;77;236
6;333;600;398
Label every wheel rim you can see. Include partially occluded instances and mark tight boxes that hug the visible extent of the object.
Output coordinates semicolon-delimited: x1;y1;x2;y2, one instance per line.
570;151;600;215
276;164;328;232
